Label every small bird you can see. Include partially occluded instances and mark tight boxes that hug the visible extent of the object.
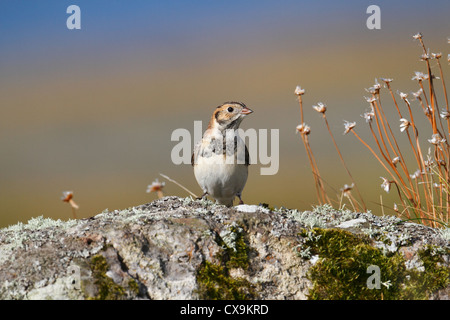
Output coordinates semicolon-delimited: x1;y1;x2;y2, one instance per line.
192;102;253;207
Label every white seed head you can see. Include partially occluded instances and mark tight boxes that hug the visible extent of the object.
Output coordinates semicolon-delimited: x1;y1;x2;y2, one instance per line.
398;91;408;100
61;191;74;201
440;110;450;119
412;33;422;40
373;78;382;90
364;96;377;103
362;111;374;123
146;179;165;193
411;71;426;81
312;102;326;114
365;87;377;95
341;183;354;193
412;88;423;98
380;177;391;193
399;118;410;132
432;52;442;59
428;134;446;145
410;169;421;180
420;51;430;61
380;77;393;83
294;85;305;96
343;121;356;135
296;123;311;135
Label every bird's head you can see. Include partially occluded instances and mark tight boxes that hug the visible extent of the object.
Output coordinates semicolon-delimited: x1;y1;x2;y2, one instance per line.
211;102;253;131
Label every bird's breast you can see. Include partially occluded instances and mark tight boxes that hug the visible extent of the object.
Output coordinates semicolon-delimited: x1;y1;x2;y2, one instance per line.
194;153;248;200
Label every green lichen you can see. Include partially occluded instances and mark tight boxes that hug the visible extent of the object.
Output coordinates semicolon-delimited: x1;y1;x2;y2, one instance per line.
196;224;256;299
0;216;78;250
127;278;140;297
300;228;449;300
438;228;450;241
288;209;326;229
408;246;450;298
1;216;77;233
196;261;255;300
87;254;127;300
216;225;250;270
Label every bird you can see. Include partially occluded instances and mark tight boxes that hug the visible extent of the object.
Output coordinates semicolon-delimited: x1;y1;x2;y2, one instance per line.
192;102;253;207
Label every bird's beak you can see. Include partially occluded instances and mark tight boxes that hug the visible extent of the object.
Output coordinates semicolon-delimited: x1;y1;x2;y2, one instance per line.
241;107;253;115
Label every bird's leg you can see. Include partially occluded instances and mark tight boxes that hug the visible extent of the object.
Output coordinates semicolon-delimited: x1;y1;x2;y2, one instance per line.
197;191;208;200
237;193;244;205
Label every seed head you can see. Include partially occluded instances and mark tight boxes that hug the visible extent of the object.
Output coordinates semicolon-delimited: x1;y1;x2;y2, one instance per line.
146;179;165;193
380;177;391;193
364;96;376;103
412;88;423;99
362;111;374;123
294;86;305;96
399;118;410;132
312;102;326;114
365;87;378;95
410;169;421;180
341;183;354;193
61;191;79;211
411;71;426;81
398;91;408;100
296;123;311;135
373;79;382;91
393;203;399;213
61;191;74;202
440;110;450;119
343;121;356;135
412;33;422;40
428;134;446;145
420;51;430;61
392;157;400;166
380;77;393;84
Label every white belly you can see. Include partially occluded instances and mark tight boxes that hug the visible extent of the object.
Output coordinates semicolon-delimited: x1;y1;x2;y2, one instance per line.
194;154;248;206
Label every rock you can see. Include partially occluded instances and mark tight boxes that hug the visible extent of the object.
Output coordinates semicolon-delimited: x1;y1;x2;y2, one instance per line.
235;204;270;213
336;218;367;229
0;197;448;300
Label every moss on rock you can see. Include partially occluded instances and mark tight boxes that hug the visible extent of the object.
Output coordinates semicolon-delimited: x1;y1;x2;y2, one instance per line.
196;223;256;299
215;224;250;270
196;260;255;300
87;254;127;300
300;228;449;300
407;246;450;298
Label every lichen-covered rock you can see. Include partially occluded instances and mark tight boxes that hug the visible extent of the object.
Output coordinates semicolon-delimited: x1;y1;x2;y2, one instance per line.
0;197;448;300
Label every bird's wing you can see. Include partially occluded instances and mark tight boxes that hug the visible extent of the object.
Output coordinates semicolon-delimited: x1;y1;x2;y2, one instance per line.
245;143;250;166
230;135;250;166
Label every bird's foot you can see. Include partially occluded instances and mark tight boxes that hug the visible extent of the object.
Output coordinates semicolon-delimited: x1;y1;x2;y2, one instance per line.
237;193;244;205
197;192;208;200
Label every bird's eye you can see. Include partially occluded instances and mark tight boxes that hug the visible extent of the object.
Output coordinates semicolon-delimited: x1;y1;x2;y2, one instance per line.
227;107;234;112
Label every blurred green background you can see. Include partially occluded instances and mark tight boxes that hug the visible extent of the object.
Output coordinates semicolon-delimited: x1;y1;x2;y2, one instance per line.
0;0;449;227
